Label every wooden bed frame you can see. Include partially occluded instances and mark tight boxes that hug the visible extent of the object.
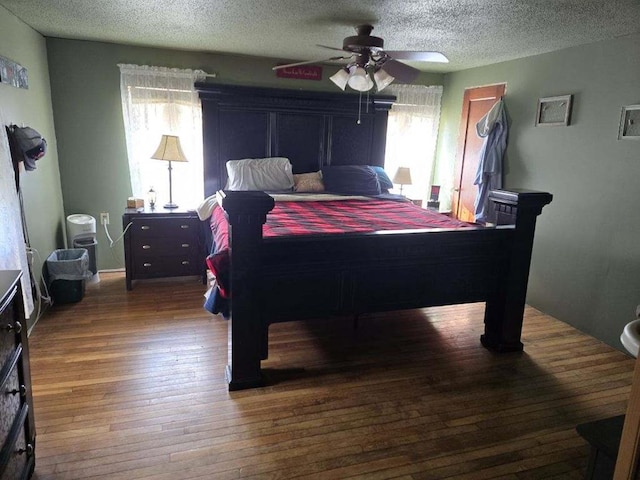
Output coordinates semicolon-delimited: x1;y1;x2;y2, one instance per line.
196;83;553;391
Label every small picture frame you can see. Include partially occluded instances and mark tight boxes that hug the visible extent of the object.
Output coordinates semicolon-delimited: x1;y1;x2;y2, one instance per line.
618;105;640;140
535;94;573;126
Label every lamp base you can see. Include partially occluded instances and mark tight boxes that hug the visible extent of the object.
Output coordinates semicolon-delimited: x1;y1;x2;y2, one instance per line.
164;202;179;209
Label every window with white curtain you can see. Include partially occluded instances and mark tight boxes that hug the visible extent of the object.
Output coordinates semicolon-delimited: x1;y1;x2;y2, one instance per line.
118;64;205;208
384;85;443;205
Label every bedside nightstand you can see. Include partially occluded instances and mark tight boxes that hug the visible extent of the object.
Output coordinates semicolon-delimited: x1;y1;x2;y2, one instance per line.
122;208;206;290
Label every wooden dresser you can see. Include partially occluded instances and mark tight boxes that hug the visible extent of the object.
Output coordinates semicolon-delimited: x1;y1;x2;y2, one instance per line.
122;208;206;290
0;271;35;479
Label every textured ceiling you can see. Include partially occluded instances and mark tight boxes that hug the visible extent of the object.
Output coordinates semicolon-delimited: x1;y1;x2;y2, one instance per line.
2;0;640;72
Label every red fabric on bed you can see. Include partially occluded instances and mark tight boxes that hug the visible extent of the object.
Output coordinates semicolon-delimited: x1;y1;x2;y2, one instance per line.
208;199;471;297
211;198;470;254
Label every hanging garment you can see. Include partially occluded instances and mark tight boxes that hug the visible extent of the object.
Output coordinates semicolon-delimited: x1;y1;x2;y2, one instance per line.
474;98;508;223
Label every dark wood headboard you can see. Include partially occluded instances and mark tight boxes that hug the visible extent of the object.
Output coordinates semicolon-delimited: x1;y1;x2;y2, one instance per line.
195;83;395;196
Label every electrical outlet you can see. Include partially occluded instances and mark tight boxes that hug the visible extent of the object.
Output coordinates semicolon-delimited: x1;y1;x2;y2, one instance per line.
100;212;110;225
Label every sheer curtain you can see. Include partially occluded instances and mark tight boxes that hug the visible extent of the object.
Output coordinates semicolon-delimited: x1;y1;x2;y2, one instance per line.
119;65;205;208
0;108;34;315
385;85;443;204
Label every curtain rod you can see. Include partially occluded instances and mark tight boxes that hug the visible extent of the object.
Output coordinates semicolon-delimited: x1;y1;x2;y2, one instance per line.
117;64;216;79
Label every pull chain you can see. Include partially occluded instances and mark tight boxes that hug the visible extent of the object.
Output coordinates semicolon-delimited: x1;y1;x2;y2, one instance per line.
357;91;362;125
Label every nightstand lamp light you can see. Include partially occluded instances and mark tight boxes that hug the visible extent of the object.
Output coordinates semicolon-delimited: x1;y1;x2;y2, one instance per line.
151;134;188;209
392;167;412;196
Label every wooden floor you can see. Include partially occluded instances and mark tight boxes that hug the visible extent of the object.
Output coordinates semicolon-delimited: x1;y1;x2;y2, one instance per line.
27;272;634;479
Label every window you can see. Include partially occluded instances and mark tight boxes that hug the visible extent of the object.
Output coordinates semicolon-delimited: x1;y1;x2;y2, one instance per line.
384;85;443;204
119;65;205;208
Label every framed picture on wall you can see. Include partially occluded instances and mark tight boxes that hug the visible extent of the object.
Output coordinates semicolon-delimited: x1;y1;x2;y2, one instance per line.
618;105;640;139
535;94;573;126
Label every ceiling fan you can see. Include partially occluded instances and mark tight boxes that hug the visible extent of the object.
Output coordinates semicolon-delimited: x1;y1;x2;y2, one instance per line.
272;24;449;92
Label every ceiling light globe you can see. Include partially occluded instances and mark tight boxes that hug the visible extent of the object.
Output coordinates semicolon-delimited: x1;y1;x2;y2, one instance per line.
347;66;373;92
374;69;395;92
329;68;350;91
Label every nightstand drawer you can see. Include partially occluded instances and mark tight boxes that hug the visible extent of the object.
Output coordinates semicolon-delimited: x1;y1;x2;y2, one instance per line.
130;217;199;240
132;254;201;277
131;237;199;257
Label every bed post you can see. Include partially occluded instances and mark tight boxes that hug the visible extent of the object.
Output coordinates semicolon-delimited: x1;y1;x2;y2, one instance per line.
481;189;553;352
220;190;275;390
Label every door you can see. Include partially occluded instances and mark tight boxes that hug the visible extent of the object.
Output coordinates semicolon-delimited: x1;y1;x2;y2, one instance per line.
452;84;506;222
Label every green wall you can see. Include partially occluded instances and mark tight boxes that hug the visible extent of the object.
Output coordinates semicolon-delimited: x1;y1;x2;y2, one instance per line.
45;38;443;272
0;6;66;326
436;33;640;350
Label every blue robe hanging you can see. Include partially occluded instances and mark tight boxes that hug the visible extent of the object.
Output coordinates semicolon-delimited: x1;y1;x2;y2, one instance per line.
474;98;508;224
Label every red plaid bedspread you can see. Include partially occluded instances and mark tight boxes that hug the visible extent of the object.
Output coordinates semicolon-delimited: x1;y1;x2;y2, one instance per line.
207;198;471;297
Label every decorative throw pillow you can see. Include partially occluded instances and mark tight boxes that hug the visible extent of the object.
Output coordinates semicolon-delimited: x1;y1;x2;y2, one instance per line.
370;166;394;192
225;157;294;191
321;165;381;196
293;172;324;192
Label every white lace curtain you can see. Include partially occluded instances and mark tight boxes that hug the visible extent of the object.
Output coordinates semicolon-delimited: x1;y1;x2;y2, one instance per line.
118;64;205;208
385;85;443;204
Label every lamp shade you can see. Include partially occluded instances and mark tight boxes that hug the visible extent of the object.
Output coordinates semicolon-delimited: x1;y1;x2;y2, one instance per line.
392;167;412;185
347;66;374;92
374;69;395;92
151;134;188;162
329;68;349;91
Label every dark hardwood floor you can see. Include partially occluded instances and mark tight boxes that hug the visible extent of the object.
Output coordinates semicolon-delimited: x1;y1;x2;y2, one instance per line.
27;272;634;479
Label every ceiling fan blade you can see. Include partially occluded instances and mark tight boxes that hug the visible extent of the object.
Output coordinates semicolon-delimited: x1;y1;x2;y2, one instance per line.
272;55;353;71
316;44;349;53
384;51;449;63
379;59;420;83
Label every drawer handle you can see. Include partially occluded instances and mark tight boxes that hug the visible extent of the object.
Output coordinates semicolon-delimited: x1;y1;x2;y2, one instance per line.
142;245;151;249
181;243;190;248
141;225;150;230
7;385;27;397
16;444;34;456
143;263;152;267
4;321;22;334
180;225;189;229
181;261;190;265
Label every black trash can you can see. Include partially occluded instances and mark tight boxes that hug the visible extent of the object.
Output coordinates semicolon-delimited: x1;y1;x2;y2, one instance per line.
45;248;91;304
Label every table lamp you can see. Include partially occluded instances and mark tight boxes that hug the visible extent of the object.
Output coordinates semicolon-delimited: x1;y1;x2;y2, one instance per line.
392;167;412;195
151;134;187;209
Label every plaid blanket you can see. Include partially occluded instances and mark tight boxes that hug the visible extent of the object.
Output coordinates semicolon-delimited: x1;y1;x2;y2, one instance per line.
207;197;471;298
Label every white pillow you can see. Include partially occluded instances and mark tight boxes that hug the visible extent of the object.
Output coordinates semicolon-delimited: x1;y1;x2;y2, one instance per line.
225;157;294;191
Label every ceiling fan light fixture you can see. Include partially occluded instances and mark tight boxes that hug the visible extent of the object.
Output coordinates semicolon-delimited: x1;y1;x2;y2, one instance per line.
329;68;350;90
374;68;395;92
347;65;373;92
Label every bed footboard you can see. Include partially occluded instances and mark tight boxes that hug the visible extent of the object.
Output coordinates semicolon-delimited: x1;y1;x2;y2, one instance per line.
220;189;552;390
482;190;553;351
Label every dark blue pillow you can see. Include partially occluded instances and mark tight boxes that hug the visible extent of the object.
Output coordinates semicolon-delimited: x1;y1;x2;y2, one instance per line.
370;166;394;191
321;165;381;195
